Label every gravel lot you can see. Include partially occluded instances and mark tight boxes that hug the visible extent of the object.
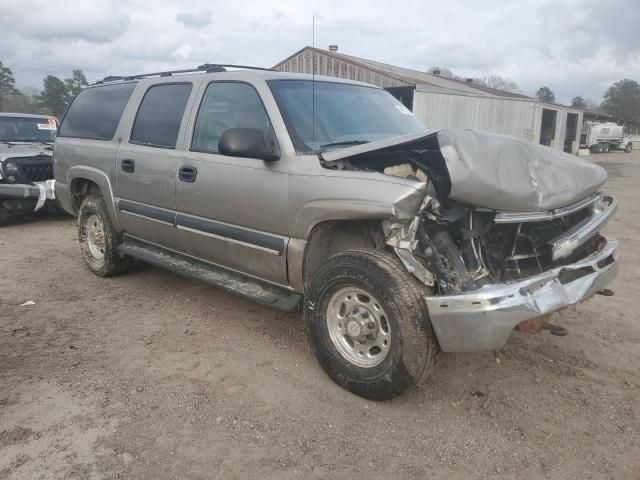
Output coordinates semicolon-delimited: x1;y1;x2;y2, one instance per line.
1;150;639;479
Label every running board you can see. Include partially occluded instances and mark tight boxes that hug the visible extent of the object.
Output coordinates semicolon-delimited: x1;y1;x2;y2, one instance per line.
117;237;301;312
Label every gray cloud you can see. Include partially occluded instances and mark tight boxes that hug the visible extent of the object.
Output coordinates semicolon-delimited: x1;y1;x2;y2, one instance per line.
1;0;129;44
176;10;212;29
1;0;638;104
539;0;640;56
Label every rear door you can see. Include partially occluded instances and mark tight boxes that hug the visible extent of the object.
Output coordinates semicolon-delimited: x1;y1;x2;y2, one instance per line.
176;80;291;285
115;80;197;249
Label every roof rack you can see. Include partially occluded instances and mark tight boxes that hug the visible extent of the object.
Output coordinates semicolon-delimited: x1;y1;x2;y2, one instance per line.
93;64;275;85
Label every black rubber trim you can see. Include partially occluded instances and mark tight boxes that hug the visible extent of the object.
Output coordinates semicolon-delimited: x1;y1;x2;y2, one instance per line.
117;199;176;226
117;199;284;255
176;213;285;255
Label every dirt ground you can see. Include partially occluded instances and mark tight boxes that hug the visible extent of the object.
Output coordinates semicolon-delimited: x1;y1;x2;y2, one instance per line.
1;150;639;480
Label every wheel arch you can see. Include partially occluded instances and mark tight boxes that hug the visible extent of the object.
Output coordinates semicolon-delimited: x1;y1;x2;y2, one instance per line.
286;186;427;293
288;219;388;293
68;166;121;231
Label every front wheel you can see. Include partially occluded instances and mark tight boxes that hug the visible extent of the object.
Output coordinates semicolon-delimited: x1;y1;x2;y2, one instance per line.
78;194;131;277
625;142;633;153
304;249;438;400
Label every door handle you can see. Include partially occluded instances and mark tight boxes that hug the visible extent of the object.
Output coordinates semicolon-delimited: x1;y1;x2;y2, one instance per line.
121;159;135;173
178;166;197;183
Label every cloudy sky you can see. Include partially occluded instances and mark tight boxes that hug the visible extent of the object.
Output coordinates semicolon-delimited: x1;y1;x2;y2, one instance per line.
1;0;639;104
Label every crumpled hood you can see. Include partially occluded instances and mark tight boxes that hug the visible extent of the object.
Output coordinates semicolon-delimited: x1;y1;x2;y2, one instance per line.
0;143;53;162
437;130;607;211
322;129;608;212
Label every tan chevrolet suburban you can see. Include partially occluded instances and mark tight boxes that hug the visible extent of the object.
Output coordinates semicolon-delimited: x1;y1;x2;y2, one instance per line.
54;64;618;400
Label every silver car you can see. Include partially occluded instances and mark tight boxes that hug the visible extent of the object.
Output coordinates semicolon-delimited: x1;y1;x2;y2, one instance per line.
54;65;618;400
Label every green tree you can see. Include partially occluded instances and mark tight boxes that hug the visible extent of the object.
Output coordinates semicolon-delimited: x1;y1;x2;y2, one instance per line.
536;86;556;103
38;75;70;118
570;96;587;109
65;69;89;98
0;61;19;112
601;79;640;122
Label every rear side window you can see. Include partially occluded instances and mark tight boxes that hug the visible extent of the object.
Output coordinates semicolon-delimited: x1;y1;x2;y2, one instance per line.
191;82;270;153
59;83;136;140
130;83;192;148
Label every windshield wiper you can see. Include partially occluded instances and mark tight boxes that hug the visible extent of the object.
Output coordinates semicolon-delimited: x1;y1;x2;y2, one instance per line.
319;140;370;148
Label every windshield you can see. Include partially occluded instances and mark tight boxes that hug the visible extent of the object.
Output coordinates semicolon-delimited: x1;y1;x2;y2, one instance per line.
0;116;58;143
268;80;427;153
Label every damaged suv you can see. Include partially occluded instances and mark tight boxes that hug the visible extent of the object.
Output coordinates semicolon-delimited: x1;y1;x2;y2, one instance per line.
0;113;58;224
54;66;618;399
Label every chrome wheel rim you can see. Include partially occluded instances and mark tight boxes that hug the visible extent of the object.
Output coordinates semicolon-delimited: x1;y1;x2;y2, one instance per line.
326;287;391;368
86;214;106;260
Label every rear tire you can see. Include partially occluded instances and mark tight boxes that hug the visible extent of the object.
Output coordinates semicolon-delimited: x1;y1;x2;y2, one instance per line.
304;249;438;400
78;194;131;277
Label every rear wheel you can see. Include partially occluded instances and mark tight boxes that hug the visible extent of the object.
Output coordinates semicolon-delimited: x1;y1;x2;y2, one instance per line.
304;249;438;400
603;143;611;153
78;194;131;276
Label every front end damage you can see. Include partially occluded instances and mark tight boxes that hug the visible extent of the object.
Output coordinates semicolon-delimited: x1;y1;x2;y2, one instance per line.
321;130;619;352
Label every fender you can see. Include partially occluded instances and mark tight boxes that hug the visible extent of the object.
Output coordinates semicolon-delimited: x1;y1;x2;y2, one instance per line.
287;183;427;292
290;178;427;240
67;165;122;231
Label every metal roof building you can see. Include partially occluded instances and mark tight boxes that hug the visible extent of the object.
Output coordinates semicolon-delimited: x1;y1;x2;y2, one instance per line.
274;46;583;153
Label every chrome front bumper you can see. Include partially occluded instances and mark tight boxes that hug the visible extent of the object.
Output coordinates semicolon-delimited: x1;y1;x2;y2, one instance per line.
426;238;619;352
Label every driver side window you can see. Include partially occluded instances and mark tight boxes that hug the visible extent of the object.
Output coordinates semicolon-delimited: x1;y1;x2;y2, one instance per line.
191;82;270;153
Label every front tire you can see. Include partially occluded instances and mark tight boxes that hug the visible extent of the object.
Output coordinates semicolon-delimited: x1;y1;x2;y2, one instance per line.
625;142;633;153
78;194;130;277
304;249;438;400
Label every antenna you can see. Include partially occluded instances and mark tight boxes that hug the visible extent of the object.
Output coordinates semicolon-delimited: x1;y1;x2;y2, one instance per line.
312;15;316;147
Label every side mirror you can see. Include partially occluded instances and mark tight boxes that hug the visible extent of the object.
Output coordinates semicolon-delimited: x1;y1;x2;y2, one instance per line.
218;128;280;161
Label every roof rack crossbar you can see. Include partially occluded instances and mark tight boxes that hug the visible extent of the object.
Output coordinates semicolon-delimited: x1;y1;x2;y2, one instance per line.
93;64;275;85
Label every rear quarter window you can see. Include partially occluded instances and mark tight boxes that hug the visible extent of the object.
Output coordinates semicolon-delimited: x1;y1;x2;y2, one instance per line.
59;83;136;140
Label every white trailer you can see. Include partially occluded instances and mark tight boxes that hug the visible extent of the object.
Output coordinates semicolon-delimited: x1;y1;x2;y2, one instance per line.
580;121;633;153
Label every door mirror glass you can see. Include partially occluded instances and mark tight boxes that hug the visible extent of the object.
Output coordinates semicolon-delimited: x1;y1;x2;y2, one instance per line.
218;128;279;161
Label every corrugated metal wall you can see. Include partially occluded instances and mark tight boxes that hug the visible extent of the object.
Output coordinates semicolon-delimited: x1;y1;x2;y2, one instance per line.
413;92;583;152
413;91;539;142
275;49;411;89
